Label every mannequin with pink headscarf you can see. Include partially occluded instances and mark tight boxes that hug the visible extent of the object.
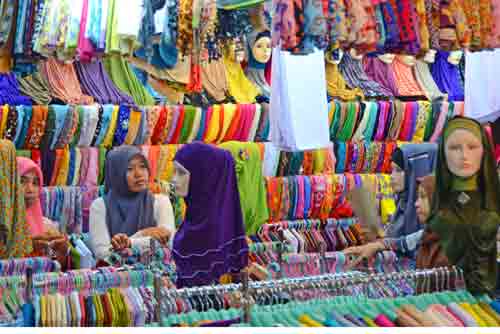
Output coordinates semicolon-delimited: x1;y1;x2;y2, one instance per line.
17;158;68;263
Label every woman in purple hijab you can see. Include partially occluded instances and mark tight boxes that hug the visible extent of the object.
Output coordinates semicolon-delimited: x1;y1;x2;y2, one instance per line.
172;142;249;288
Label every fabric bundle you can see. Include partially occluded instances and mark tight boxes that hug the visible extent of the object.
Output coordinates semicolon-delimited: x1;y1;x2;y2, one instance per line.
16;72;53;105
75;60;134;105
40;58;94;105
0;72;32;105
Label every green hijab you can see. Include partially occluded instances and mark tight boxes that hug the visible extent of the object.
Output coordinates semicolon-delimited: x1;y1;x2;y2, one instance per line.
219;142;269;234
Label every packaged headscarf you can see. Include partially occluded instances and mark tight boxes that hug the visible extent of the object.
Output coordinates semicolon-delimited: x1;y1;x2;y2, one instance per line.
0;140;33;258
385;143;438;238
173;142;248;287
104;146;156;237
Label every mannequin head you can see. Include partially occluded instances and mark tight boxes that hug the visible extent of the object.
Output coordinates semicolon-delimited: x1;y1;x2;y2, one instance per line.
400;55;417;66
447;50;463;66
350;48;363;60
172;161;191;197
424;49;437;64
247;30;271;69
444;126;483;178
378;53;396;64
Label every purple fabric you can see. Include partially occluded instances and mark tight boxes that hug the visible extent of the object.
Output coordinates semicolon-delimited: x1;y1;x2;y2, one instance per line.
199;318;241;327
173;142;249;288
74;60;134;105
103;146;156;237
363;57;399;95
431;51;464;101
0;73;32;105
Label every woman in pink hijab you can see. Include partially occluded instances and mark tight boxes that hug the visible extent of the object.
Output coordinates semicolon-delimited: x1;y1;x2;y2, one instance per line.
17;157;58;236
17;158;69;266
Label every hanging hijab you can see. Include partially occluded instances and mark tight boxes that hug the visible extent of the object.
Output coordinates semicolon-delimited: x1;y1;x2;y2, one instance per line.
173;142;248;288
103;146;156;237
16;157;44;237
385;143;438;238
245;30;271;98
0;140;32;258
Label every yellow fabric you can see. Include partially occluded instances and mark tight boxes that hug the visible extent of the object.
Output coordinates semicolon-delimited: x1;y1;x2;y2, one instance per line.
223;53;260;103
217;104;236;143
49;294;57;327
460;303;487;327
40;295;47;327
56;149;70;186
412;101;431;142
157;145;169;181
379;175;396;225
187;107;202;143
102;105;120;147
124;109;142;145
165;145;178;180
298;314;323;327
313;149;326;174
363;317;378;327
325;62;364;101
471;303;497;327
0;105;8;138
204;104;221;143
72;148;82;185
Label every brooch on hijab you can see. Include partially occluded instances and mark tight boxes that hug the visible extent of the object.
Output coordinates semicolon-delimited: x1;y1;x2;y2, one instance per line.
457;192;471;205
239;149;249;161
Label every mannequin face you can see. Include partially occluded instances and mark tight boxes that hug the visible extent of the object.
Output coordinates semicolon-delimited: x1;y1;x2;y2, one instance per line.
400;55;417;66
445;129;484;178
172;161;190;197
378;54;396;64
127;156;149;193
448;51;463;66
391;162;405;193
252;36;271;64
20;170;40;208
424;49;437;63
350;48;363;60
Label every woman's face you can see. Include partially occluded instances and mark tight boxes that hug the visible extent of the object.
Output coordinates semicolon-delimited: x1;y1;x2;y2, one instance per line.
126;156;149;193
20;170;40;208
415;183;431;224
391;162;405;193
445;129;483;178
172;161;190;198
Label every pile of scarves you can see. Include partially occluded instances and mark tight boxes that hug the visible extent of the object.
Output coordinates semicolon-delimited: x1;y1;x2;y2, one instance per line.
329;99;465;143
272;0;500;54
0;103;270;151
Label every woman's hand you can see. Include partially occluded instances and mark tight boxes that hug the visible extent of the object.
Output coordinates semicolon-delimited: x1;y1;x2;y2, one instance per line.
343;241;386;268
138;227;171;245
111;234;131;250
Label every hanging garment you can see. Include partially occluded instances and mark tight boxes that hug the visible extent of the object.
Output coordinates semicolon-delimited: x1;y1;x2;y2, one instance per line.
270;48;330;151
464;49;500;123
173;143;248;288
362;56;398;96
0;140;33;258
219;142;269;234
431;51;464;102
413;60;447;101
339;53;393;98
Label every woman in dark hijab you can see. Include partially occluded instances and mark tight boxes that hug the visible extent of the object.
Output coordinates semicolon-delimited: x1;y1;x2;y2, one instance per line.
89;146;175;260
417;116;500;295
386;143;438;237
172;142;248;288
